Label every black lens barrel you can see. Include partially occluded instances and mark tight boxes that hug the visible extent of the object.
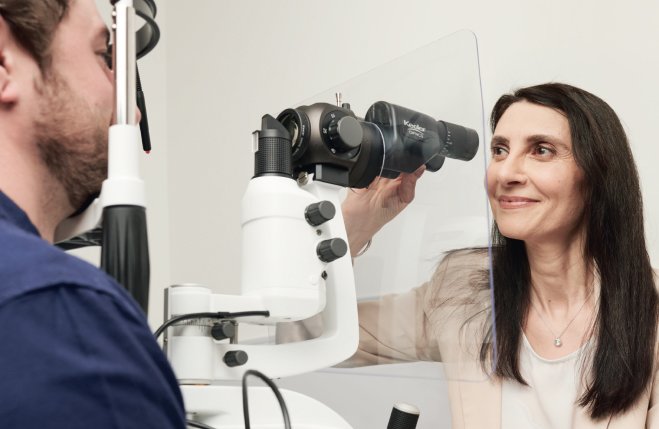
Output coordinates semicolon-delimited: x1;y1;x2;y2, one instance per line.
254;115;292;178
436;120;479;161
271;101;478;186
365;101;479;175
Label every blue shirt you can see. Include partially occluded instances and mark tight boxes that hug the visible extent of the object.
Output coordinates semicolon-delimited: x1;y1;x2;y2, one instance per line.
0;191;186;428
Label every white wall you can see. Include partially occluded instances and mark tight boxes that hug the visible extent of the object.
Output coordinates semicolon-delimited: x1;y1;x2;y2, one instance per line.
94;0;659;325
162;0;659;302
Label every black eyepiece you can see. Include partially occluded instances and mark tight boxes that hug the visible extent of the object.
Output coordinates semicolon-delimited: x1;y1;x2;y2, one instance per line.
254;115;292;178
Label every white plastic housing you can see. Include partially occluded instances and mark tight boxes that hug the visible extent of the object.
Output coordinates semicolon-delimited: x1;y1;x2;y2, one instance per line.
101;124;145;207
165;178;359;382
241;176;327;321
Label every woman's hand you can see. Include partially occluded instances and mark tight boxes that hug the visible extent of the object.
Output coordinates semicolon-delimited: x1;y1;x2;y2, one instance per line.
342;166;425;257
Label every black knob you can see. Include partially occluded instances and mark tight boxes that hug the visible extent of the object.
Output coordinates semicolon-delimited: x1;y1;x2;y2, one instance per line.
317;238;347;263
211;321;236;341
305;201;336;226
224;350;248;367
328;116;363;152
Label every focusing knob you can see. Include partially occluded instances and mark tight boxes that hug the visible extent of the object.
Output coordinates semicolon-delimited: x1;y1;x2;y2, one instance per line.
224;350;248;367
305;201;336;226
328;116;363;152
211;321;236;341
317;238;348;263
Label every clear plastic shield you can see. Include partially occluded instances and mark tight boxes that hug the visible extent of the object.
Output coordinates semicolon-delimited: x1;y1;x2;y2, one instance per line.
277;29;495;427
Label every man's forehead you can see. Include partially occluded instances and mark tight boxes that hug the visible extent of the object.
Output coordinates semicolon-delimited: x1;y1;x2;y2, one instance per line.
61;0;109;40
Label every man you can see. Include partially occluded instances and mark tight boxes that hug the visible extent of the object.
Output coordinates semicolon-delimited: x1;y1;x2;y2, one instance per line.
0;0;185;427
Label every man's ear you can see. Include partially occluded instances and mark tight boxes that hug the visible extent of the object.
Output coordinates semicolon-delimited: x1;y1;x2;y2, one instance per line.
0;15;19;106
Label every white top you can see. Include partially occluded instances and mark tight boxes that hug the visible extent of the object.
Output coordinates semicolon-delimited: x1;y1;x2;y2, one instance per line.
501;334;590;429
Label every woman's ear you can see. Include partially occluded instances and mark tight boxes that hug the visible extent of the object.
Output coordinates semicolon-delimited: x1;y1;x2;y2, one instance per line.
0;16;19;105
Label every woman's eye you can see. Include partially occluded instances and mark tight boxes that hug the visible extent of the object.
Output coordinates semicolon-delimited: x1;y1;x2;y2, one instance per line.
534;146;554;156
491;146;506;156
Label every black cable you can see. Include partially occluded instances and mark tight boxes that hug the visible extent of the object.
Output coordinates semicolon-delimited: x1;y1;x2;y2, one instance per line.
186;420;217;429
242;369;291;429
136;65;152;153
134;0;160;58
110;1;160;58
154;311;270;339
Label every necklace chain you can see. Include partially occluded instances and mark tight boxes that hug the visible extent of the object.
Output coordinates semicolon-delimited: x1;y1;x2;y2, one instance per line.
530;287;595;347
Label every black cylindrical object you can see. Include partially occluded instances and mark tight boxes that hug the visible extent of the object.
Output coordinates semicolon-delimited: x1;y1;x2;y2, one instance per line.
274;101;477;188
224;350;249;367
101;205;150;313
348;121;386;188
211;322;237;341
365;101;479;176
435;120;479;161
254;115;292;178
387;403;420;429
316;238;348;263
305;201;336;226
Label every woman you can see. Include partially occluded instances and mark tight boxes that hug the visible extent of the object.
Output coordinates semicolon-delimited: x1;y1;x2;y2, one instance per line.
342;83;658;428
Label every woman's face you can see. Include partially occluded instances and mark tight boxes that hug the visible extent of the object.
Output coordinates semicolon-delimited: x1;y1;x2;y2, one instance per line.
486;101;586;245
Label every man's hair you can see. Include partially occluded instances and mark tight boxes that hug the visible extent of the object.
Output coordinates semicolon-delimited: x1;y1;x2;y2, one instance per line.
0;0;70;70
487;82;657;419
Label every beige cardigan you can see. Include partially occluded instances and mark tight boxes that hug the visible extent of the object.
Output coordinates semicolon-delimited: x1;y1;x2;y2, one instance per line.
349;249;659;428
281;249;659;428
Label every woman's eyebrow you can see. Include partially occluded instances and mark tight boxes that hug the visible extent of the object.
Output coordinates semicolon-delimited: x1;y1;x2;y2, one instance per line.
490;135;509;146
526;134;569;150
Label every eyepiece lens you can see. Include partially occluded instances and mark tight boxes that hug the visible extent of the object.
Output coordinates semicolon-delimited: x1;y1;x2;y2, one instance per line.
276;109;310;159
278;112;300;149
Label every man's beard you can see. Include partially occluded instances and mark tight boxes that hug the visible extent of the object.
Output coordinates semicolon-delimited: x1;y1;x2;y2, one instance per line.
33;72;109;216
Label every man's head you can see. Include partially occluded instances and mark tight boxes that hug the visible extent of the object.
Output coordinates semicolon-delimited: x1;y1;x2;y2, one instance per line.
0;0;69;71
0;0;114;218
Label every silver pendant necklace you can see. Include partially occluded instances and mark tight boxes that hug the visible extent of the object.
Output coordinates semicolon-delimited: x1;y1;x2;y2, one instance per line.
530;287;595;347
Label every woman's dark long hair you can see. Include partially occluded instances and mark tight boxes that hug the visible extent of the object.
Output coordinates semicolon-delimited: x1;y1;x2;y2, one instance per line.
485;83;657;419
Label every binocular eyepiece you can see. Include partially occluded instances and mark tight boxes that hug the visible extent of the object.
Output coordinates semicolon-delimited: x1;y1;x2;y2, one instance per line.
255;101;479;188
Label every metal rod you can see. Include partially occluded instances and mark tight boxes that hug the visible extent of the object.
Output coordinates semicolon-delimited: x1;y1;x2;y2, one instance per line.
112;0;137;125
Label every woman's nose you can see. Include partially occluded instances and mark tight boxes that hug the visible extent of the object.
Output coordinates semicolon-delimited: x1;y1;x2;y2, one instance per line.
497;155;527;186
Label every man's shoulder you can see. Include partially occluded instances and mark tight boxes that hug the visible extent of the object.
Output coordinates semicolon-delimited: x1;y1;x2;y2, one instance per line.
0;247;186;428
0;220;125;305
